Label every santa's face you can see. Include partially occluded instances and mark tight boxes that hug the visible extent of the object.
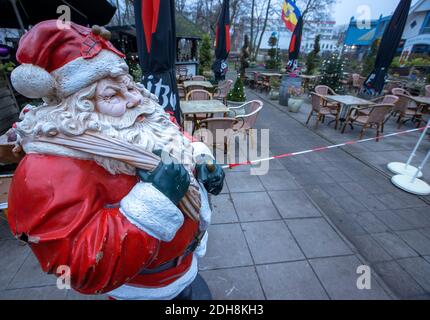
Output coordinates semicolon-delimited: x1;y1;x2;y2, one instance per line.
95;75;143;117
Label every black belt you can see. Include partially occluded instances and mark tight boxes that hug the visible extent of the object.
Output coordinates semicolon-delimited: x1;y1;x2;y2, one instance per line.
139;231;205;275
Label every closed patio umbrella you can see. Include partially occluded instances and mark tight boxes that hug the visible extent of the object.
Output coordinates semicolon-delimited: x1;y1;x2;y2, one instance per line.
0;0;116;30
212;0;230;81
363;0;412;95
287;15;303;71
134;0;181;124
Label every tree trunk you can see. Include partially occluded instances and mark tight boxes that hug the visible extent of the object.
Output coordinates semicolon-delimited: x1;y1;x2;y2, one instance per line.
253;0;271;60
250;0;255;59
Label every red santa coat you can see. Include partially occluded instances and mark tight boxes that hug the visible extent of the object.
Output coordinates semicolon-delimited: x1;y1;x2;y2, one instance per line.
8;153;200;295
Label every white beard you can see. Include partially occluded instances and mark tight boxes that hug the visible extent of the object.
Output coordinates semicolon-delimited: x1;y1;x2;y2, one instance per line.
93;108;194;176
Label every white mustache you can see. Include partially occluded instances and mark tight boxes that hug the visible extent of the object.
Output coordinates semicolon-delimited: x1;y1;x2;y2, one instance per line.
97;103;157;130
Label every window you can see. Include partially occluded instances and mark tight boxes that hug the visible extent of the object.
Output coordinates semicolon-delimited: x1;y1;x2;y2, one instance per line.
410;20;417;29
421;12;430;34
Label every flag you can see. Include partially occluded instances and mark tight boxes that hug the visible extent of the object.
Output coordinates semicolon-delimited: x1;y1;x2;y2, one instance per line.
282;0;301;33
134;0;181;124
287;16;303;71
212;0;231;81
363;0;412;95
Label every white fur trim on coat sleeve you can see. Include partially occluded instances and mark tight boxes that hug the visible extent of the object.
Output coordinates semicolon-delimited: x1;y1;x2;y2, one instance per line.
191;142;214;164
120;182;184;242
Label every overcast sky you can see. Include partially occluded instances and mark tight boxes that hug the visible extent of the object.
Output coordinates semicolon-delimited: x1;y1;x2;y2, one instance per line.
333;0;417;25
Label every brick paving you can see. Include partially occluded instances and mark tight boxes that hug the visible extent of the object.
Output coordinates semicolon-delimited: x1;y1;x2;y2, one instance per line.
1;84;430;300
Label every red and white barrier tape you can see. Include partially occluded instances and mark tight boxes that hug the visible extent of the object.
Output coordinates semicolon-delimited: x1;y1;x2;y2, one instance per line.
223;126;428;170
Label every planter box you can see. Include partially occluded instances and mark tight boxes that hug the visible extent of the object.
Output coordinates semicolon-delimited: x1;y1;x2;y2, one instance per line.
226;100;245;108
288;98;303;113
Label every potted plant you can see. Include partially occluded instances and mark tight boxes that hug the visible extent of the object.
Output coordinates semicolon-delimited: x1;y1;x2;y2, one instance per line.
287;87;304;113
227;77;246;107
269;77;280;100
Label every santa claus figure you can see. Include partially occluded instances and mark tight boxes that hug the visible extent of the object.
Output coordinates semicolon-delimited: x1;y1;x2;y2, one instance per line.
7;20;224;300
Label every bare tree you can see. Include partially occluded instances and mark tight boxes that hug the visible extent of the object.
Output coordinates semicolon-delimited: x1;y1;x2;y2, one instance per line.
250;0;255;55
253;0;271;59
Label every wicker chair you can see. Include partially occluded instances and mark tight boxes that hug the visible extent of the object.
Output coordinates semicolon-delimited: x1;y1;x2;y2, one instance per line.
359;95;399;116
341;104;394;142
186;85;206;92
352;74;366;93
228;100;264;131
383;81;402;95
177;84;186;100
314;85;340;109
306;93;341;129
252;72;263;91
191;75;206;81
392;87;412;96
186;89;212;101
213;80;233;104
315;85;336;96
184;89;213;130
340;73;353;91
391;93;422;129
198;118;238;155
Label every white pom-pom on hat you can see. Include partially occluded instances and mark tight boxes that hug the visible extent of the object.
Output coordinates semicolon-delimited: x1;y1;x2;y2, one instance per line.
11;64;56;99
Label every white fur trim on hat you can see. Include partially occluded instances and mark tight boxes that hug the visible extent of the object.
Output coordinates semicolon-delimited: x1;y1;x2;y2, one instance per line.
52;50;129;98
11;64;56;99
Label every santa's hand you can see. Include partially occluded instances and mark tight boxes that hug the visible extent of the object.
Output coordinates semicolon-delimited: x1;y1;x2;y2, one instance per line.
196;161;225;195
137;151;190;205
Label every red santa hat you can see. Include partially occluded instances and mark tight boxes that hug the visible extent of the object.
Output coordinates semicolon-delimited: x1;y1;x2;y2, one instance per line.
11;20;127;99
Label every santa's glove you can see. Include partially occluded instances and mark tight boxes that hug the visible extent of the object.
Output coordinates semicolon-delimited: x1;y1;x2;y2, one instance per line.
137;150;190;205
196;161;225;195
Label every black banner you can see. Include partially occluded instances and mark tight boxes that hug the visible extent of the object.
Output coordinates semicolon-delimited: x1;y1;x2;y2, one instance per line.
212;0;231;81
287;16;303;71
363;0;412;95
134;0;181;124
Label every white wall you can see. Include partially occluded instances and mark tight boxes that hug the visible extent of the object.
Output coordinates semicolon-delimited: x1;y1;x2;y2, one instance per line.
403;11;427;39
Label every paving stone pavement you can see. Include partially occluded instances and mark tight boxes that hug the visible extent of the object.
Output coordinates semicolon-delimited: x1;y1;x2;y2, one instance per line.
1;84;429;300
237;88;430;300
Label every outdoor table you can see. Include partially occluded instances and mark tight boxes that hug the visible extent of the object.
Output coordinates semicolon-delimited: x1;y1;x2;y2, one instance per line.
410;96;430;106
180;99;229;132
325;95;374;127
183;80;214;92
258;73;283;91
260;73;284;78
410;96;430;114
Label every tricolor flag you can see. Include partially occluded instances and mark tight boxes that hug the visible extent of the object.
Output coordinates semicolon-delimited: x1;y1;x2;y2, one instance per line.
282;0;301;33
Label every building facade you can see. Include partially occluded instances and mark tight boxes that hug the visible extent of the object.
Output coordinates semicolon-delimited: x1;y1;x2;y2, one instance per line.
401;0;430;60
301;20;339;53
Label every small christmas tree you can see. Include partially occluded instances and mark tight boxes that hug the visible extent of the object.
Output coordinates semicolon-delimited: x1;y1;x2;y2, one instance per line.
319;53;345;93
265;34;281;70
305;35;321;75
199;34;212;75
227;77;246;102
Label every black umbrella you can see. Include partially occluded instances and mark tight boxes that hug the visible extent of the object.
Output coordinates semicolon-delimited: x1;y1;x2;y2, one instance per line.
0;0;116;30
363;0;412;95
212;0;230;81
134;0;181;124
287;16;303;71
